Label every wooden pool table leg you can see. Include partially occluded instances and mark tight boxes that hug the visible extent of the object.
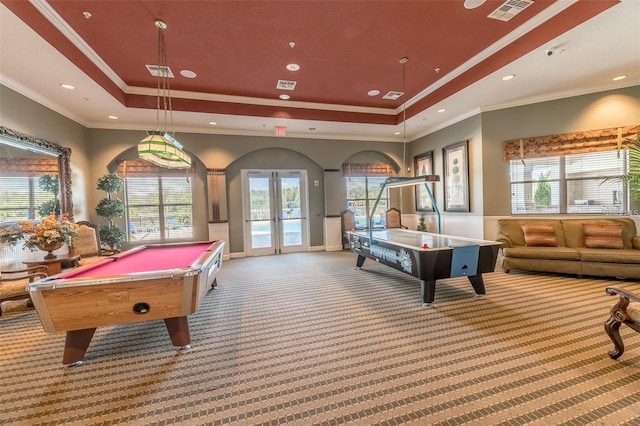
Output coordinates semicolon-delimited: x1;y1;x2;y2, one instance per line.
421;280;436;305
164;316;191;349
63;328;96;366
468;275;486;296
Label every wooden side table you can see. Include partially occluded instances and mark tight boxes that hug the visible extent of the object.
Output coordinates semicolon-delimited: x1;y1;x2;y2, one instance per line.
24;254;81;276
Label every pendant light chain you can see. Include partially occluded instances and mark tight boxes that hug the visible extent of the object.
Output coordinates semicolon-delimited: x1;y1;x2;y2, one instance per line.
400;57;408;177
156;20;174;137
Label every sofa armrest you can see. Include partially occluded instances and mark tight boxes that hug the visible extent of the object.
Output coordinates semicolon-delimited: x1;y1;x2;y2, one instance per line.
632;236;640;250
495;234;512;248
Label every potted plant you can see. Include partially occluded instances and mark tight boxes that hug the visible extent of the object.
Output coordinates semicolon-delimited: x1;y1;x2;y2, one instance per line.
95;174;125;253
602;131;640;203
11;214;78;259
416;215;427;232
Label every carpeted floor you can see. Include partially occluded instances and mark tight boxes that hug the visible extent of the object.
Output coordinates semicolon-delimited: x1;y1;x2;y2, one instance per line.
1;251;640;425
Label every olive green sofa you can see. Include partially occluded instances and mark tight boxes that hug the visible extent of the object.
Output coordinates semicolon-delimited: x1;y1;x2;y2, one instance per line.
496;217;640;279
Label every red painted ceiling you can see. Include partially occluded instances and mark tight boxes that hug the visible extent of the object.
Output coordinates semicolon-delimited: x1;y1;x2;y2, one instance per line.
1;0;619;126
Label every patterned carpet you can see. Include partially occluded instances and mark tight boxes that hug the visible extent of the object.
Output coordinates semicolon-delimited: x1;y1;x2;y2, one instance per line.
1;251;640;425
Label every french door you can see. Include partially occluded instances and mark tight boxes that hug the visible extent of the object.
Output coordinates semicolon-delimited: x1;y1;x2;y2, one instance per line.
242;170;308;255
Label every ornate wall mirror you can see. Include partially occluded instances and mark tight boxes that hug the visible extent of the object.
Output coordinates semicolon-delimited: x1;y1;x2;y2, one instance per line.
0;126;73;224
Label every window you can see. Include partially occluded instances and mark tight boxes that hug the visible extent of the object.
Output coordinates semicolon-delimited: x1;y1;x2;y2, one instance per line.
0;176;56;221
510;150;625;214
345;176;388;228
124;176;193;241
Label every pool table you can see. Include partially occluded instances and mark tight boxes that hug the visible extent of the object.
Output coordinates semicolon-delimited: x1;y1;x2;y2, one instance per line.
28;240;225;366
346;229;500;304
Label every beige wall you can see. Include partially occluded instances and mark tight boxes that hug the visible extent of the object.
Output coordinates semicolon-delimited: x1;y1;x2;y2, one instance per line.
2;83;639;246
481;85;640;217
0;86;93;220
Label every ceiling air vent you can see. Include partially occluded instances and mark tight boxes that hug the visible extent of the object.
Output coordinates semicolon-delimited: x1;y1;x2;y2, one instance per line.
488;0;533;22
276;80;297;90
382;91;404;100
146;64;174;78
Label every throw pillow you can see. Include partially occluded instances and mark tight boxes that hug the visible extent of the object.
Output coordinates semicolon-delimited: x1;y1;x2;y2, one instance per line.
583;224;624;249
522;224;558;247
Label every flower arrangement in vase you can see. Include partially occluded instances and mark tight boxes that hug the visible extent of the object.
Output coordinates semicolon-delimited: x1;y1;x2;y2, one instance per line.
12;214;78;259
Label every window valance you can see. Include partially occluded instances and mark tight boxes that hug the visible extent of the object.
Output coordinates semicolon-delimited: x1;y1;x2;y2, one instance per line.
0;157;58;176
117;159;195;176
503;125;639;161
342;163;394;177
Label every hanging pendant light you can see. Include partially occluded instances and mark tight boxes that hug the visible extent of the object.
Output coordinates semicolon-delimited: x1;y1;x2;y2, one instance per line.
138;19;192;169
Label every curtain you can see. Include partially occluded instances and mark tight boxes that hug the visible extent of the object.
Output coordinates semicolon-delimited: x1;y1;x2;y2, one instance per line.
503;125;639;161
207;168;227;222
0;158;58;176
342;163;394;177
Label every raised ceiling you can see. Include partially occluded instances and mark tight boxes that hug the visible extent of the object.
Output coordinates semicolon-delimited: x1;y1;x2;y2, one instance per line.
0;0;638;141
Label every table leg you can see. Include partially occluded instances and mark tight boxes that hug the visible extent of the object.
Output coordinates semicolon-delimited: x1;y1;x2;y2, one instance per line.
468;275;486;295
356;254;366;268
63;328;96;366
164;316;191;348
421;280;436;304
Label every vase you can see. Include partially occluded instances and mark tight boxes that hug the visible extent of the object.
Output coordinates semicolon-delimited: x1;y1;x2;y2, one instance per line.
39;242;63;260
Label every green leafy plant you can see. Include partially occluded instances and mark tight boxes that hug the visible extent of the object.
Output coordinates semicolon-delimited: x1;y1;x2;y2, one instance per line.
534;172;552;207
416;215;427;232
95;173;125;251
36;174;61;216
602;131;640;201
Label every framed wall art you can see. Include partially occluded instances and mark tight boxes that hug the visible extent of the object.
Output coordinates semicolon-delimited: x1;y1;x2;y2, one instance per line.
414;151;434;211
443;141;469;212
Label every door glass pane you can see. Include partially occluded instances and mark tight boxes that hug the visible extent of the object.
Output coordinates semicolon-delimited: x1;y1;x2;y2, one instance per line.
249;176;272;249
280;176;301;246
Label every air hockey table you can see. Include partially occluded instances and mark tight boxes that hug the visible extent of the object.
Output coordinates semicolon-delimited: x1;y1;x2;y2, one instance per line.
346;229;501;304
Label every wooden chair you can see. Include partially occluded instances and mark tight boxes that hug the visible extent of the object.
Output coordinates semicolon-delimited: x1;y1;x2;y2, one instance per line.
69;221;103;266
604;286;640;359
341;209;355;250
385;208;407;229
0;266;47;317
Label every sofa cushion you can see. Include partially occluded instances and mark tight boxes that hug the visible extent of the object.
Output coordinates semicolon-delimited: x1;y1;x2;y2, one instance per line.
561;218;636;249
583;223;624;249
578;248;640;264
522;224;558;247
497;219;565;248
503;246;580;261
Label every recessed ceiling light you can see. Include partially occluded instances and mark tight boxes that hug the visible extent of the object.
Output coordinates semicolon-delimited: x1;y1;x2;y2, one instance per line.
108;115;118;120
279;94;291;100
502;74;515;81
286;63;300;72
209;121;217;126
60;84;75;90
180;69;197;78
437;108;446;113
367;90;380;96
613;75;627;81
83;11;92;19
394;131;401;135
464;0;486;9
